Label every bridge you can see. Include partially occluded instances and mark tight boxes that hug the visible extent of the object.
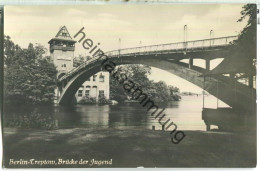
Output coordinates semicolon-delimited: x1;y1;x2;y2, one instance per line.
56;35;256;130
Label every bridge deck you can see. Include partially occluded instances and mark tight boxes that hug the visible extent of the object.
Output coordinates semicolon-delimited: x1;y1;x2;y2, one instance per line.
58;35;237;82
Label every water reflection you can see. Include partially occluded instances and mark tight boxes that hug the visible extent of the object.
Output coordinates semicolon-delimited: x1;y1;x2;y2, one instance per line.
4;96;228;131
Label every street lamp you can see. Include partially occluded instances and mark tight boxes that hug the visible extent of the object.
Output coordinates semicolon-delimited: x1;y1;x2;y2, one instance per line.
119;38;121;49
210;30;214;46
184;25;187;43
138;41;142;55
118;38;121;57
184;25;188;51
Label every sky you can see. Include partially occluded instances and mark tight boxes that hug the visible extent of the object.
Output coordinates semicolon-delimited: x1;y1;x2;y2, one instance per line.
4;4;247;93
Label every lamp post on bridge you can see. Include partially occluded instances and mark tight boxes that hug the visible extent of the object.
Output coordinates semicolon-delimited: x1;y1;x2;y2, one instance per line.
138;41;142;55
118;38;121;57
210;30;214;46
205;30;214;71
184;25;192;68
184;25;187;44
184;24;188;57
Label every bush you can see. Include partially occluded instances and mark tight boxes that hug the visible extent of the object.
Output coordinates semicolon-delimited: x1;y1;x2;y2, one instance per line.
78;96;97;104
171;94;181;101
98;97;111;104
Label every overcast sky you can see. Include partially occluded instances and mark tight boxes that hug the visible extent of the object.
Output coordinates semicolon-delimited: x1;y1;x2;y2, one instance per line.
5;4;247;93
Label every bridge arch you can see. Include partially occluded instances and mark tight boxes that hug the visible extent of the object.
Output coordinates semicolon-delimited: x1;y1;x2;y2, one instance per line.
57;56;255;114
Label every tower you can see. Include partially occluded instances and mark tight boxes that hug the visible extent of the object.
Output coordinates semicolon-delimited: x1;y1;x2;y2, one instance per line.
48;26;76;74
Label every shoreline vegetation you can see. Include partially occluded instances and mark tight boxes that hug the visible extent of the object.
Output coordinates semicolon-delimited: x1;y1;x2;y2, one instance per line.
108;64;182;104
73;61;183;105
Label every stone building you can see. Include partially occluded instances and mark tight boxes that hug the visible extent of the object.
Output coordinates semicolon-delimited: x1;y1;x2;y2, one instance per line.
75;72;110;102
48;26;110;103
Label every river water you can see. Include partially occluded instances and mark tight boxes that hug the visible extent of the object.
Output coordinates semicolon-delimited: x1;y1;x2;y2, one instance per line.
4;95;228;131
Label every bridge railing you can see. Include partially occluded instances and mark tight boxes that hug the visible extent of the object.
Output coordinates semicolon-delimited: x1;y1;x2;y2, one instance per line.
60;57;99;81
105;35;238;56
59;35;238;82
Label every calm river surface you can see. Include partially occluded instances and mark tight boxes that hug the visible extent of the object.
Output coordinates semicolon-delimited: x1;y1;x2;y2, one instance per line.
4;95;228;131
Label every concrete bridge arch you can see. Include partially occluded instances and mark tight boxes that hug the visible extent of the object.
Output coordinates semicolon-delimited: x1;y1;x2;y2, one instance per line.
57;55;255;115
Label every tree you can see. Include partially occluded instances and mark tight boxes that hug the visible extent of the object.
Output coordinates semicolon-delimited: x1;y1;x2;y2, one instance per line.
231;4;256;72
4;36;57;104
109;64;180;103
152;81;171;101
109;64;149;102
4;35;21;67
73;55;88;67
212;4;256;85
168;85;179;95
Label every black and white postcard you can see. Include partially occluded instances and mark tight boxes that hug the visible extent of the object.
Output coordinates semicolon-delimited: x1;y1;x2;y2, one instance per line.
1;3;257;168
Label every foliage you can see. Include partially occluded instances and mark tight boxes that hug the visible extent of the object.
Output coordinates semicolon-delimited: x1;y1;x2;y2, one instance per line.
237;4;257;49
4;35;21;67
78;96;97;104
109;64;180;103
73;55;85;67
73;55;92;67
150;81;171;101
168;85;180;94
230;4;257;72
148;81;181;102
98;97;111;104
4;36;57;104
78;96;111;104
109;64;151;102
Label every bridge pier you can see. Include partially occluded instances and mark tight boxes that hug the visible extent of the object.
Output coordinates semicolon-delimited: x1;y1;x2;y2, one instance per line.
206;124;210;131
229;73;235;85
249;75;254;88
189;57;193;69
202;107;257;132
205;59;210;71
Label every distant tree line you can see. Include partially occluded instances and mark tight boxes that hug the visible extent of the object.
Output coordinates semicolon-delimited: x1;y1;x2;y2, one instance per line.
4;35;57;104
109;64;181;103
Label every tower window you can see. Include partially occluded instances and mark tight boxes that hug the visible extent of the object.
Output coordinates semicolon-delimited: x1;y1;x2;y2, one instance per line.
61;64;66;68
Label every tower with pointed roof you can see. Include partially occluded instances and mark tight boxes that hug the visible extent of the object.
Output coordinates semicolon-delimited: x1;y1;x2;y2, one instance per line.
48;26;76;74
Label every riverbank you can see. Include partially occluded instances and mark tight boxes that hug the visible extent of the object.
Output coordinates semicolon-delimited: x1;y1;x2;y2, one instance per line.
3;127;256;168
